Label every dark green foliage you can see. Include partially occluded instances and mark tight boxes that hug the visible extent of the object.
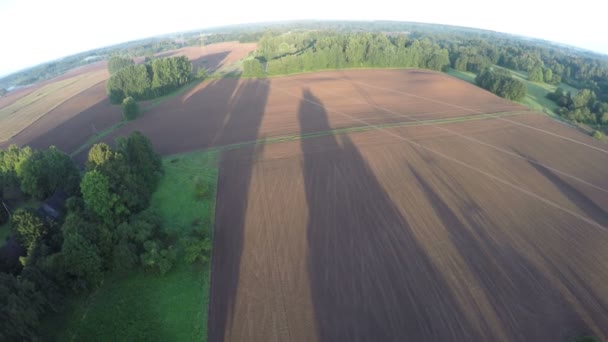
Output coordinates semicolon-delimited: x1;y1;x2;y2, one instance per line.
573;336;600;342
106;56;192;103
0;272;46;341
60;230;103;291
242;59;265;78
108;56;134;74
122;96;139;120
18;146;80;200
116;131;163;198
476;68;527;101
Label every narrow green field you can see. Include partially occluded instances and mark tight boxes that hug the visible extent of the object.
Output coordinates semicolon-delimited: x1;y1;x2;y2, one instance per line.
445;68;476;84
43;150;218;341
446;67;579;116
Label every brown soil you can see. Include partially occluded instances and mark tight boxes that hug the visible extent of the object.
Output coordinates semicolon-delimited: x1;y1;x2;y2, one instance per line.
206;70;608;341
0;42;256;153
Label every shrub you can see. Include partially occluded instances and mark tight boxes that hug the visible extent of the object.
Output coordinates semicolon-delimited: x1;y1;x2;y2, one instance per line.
194;179;210;201
122;96;139;121
197;68;208;79
592;130;604;140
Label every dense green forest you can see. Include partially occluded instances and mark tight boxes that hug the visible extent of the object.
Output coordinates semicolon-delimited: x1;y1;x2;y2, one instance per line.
106;56;193;103
0;132;211;340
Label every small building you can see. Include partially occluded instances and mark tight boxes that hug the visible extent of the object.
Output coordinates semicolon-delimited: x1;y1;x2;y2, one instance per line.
37;190;68;224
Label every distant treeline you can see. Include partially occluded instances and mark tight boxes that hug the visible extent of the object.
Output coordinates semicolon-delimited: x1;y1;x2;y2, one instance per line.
243;32;450;77
106;56;192;104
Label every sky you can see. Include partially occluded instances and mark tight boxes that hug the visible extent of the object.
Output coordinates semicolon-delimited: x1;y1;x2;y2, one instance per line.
0;0;606;77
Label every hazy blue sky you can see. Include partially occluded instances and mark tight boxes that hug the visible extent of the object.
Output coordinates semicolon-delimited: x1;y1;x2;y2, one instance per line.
0;0;606;77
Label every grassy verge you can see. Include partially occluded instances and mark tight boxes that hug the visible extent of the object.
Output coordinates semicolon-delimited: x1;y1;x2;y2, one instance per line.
193;110;528;155
43;150;219;341
70;120;128;157
445;68;476;84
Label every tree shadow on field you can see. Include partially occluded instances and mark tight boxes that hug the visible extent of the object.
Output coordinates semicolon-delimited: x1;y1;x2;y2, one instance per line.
513;148;608;227
207;79;270;342
408;157;599;339
190;51;231;73
299;88;481;341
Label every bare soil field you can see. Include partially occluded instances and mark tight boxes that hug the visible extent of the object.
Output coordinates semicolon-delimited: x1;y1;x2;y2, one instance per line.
97;69;524;157
204;71;608;340
0;69;109;142
155;41;256;72
0;61;108;109
0;42;255;152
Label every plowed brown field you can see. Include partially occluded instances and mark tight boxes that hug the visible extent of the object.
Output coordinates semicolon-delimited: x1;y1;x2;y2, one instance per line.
0;42;255;152
202;71;608;341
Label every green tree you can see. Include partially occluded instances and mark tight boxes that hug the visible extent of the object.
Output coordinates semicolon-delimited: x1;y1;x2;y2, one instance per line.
86;143;116;171
108;56;134;75
572;89;595;109
117;131;162;194
183;235;212;264
60;231;103;290
528;66;544;82
18;147;79;199
243;59;265;78
11;209;46;256
140;240;177;275
0;145;32;187
122;96;139;120
81;170;126;224
543;68;553;83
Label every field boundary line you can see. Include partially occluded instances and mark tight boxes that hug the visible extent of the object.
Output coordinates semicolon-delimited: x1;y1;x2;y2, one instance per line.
346;77;608;155
269;80;608;233
290;77;608;195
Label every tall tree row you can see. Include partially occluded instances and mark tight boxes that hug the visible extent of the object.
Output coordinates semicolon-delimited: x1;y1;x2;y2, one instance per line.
244;32;451;77
106;56;192;104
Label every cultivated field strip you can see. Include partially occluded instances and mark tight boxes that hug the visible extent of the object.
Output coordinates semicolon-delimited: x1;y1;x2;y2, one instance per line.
0;69;108;142
208;70;608;341
284;76;608;195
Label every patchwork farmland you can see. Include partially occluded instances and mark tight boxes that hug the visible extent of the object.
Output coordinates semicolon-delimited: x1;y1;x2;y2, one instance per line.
2;45;608;340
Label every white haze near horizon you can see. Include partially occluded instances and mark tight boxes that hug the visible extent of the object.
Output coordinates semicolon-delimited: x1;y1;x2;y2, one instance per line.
0;0;606;77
